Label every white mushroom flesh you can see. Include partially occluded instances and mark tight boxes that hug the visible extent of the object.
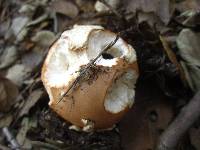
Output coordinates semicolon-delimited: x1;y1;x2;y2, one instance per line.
104;69;138;113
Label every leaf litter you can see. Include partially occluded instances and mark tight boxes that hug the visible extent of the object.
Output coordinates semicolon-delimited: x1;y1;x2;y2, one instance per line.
0;0;199;149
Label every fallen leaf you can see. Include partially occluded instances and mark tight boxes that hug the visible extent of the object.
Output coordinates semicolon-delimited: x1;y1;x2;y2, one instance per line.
160;36;187;85
177;29;200;66
19;4;36;14
17;89;44;119
119;80;174;150
16;117;32;149
55;15;71;32
6;64;31;87
0;46;18;69
21;50;44;71
0;114;13;128
11;16;29;36
123;0;174;24
176;29;200;91
95;0;120;12
17;117;30;145
22;30;56;71
50;0;79;18
18;116;37;150
181;62;200;92
0;76;19;112
75;0;95;12
0;20;10;38
138;12;162;27
5;16;29;41
31;30;56;48
175;0;200;13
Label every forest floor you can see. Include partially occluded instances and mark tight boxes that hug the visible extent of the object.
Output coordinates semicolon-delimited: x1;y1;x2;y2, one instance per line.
0;0;200;150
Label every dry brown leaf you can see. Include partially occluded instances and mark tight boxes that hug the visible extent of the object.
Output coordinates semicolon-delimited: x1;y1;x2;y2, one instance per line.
138;12;162;27
75;0;95;12
31;30;56;48
5;16;29;42
17;89;44;119
123;0;174;24
6;64;31;87
50;0;79;18
175;0;200;12
119;81;174;150
0;46;18;69
10;16;29;37
0;114;13;128
16;117;32;149
177;29;200;91
21;50;43;71
0;76;19;112
95;0;120;12
160;35;187;85
177;29;200;66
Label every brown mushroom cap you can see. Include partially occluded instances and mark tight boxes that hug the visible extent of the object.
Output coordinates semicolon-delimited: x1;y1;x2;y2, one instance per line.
41;25;139;129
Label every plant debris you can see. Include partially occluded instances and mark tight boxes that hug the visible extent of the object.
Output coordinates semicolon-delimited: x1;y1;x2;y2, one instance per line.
16;89;44;120
0;76;18;112
0;0;199;149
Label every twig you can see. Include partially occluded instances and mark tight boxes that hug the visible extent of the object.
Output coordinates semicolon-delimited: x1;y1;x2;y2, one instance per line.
52;11;58;33
99;0;124;20
26;14;49;27
57;34;119;104
156;90;200;150
2;127;21;150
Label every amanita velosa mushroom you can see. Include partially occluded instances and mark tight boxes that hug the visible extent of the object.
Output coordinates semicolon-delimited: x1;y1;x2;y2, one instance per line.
41;25;139;131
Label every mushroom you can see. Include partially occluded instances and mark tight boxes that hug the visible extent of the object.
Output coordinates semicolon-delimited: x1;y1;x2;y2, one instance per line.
41;25;139;130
